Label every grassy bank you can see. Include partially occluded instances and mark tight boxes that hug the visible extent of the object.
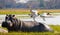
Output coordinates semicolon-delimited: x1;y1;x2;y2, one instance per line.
0;9;30;14
0;9;60;14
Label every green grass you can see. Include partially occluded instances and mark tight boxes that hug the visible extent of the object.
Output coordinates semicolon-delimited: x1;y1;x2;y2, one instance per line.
50;25;60;32
0;32;57;35
0;9;30;14
0;11;30;15
0;25;60;35
0;9;60;14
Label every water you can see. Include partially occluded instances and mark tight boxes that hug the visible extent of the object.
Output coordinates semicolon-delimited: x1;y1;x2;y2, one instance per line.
0;15;60;25
20;15;60;25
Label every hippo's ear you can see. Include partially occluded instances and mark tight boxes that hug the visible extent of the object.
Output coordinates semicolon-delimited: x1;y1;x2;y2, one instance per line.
12;15;15;17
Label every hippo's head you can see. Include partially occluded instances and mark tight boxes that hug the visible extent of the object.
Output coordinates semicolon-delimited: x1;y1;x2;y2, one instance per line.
2;14;21;31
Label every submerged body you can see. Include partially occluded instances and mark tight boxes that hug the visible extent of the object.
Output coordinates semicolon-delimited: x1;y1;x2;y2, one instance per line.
2;21;53;32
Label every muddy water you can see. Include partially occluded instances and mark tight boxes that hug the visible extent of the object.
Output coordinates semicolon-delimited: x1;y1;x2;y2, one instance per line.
19;15;60;25
0;15;60;25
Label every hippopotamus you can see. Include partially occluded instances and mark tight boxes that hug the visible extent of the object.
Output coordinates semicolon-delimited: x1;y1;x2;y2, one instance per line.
2;14;54;32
